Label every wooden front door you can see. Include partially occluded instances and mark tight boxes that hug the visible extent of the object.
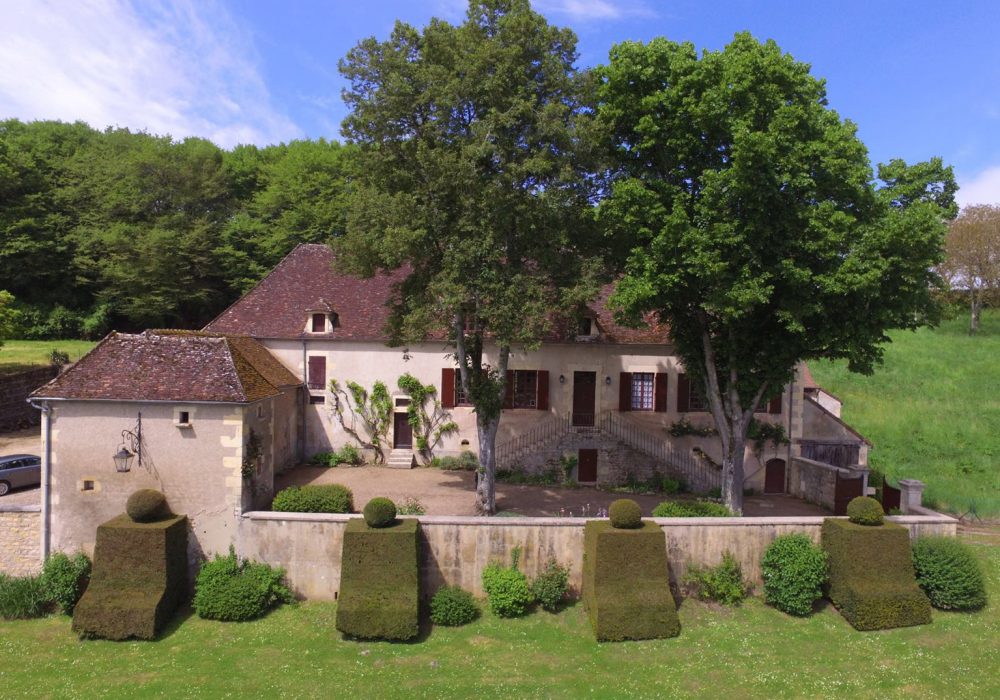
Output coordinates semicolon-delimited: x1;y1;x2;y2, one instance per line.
578;449;597;483
393;412;412;448
764;458;786;494
572;371;596;426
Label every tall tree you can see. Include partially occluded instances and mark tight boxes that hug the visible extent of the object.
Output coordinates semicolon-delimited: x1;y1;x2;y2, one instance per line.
597;34;956;513
941;204;1000;334
337;0;600;513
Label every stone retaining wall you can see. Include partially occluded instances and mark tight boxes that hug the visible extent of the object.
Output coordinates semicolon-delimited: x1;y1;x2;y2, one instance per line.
0;365;58;431
0;507;41;576
239;511;957;601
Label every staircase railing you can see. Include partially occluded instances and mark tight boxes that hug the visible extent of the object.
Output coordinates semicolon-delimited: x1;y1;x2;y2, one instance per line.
600;412;722;492
496;412;572;469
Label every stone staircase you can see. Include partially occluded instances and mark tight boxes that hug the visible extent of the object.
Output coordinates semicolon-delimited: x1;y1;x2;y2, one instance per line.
385;448;415;469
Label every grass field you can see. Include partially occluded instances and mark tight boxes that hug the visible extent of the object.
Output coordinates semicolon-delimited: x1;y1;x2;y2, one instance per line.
0;535;996;699
810;309;1000;517
0;339;97;375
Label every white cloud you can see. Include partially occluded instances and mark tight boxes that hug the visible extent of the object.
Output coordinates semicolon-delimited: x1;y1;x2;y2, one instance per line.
957;166;1000;208
0;0;301;147
536;0;657;21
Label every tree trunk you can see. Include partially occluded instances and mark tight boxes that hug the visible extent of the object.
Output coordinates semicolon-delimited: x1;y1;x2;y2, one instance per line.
475;417;500;515
970;295;981;335
721;431;747;514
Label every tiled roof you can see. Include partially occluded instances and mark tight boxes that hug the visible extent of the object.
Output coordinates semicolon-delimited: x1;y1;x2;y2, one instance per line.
800;363;820;389
204;243;670;345
31;331;301;403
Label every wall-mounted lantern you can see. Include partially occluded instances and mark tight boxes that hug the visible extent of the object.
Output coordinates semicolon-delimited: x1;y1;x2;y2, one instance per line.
113;412;142;472
558;374;566;384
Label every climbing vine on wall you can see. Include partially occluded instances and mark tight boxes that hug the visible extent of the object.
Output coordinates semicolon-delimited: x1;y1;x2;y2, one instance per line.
397;373;458;464
241;428;263;480
328;379;392;463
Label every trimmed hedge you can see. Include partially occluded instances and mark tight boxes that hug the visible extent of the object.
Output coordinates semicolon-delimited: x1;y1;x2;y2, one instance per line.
272;484;354;513
911;536;987;611
72;514;188;640
761;534;828;616
652;500;733;517
609;499;642;529
41;552;92;615
194;548;293;621
336;518;420;640
430;586;479;626
363;497;397;528
583;520;679;641
126;489;170;523
821;518;931;631
846;496;884;526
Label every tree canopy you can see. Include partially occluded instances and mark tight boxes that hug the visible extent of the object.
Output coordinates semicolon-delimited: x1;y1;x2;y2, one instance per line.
941;204;1000;334
337;0;601;513
596;34;956;512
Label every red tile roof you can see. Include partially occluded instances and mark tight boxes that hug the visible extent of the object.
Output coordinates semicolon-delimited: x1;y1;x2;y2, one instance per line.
31;331;300;403
204;243;670;345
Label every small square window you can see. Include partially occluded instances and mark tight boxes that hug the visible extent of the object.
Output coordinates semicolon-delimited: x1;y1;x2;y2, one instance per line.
82;480;95;492
309;395;326;405
256;405;264;418
177;411;190;426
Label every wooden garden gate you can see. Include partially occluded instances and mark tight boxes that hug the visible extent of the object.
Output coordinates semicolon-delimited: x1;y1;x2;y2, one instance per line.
834;471;864;515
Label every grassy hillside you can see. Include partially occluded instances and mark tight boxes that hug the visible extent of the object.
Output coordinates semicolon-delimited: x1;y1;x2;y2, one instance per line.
0;340;97;375
810;309;1000;517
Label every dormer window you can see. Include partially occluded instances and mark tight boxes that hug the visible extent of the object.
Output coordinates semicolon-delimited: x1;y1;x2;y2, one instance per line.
577;317;595;337
311;313;326;333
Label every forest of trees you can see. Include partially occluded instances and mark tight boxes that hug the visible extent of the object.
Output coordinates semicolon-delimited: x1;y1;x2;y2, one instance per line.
0;118;354;337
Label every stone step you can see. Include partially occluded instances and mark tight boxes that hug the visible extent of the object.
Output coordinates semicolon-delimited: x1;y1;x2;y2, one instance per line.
385;449;415;469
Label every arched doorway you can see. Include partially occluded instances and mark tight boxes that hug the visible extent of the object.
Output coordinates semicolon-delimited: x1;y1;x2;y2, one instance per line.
764;458;786;494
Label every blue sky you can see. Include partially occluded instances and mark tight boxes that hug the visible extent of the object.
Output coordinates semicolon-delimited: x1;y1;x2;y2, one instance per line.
2;0;998;204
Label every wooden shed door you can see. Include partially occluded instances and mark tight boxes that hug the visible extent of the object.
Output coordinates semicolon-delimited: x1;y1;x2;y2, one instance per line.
578;449;597;483
764;458;786;494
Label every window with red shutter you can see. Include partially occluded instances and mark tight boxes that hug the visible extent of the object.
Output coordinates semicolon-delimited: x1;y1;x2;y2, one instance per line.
619;372;632;411
307;356;326;390
311;313;326;333
441;368;456;409
536;371;549;410
654;372;668;412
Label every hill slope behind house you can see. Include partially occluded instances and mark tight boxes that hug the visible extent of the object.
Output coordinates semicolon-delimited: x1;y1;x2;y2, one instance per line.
0;340;96;375
810;310;1000;517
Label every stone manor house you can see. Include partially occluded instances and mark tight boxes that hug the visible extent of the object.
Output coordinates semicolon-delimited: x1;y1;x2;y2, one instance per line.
28;244;868;561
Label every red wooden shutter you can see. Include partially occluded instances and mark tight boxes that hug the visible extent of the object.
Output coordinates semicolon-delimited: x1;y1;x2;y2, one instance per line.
676;373;690;412
441;368;456;408
654;373;668;412
618;372;632;411
768;393;782;414
307;356;326;390
536;370;549;410
503;370;514;409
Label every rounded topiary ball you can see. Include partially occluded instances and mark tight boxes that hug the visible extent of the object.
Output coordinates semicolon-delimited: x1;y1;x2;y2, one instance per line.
363;497;397;528
846;496;884;526
609;498;642;529
126;489;170;523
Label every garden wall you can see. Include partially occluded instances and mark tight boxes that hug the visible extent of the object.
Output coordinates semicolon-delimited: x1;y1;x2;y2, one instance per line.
788;456;841;510
0;365;58;431
0;506;41;576
239;511;956;601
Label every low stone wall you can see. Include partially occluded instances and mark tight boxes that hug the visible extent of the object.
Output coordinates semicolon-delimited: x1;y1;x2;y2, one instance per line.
0;365;58;431
787;456;840;510
239;511;957;601
0;506;41;576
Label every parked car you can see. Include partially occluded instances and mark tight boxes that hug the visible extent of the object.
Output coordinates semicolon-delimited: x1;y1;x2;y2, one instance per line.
0;454;41;496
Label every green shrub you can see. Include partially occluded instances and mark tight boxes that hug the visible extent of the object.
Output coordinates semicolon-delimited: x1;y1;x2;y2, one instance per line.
363;497;397;528
336;519;421;640
0;574;49;619
609;499;642;529
821;518;931;630
660;477;683;495
583;521;680;641
684;552;748;605
193;547;293;622
125;489;170;522
430;586;479;626
308;451;336;466
707;487;722;499
482;550;534;618
761;535;827;616
431;451;479;471
911;536;987;611
72;514;188;640
335;444;363;466
272;484;354;513
531;558;570;612
41;552;91;615
652;500;733;517
397;497;426;515
846;496;884;526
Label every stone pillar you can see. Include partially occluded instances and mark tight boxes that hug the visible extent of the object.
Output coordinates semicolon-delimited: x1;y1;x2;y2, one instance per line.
898;479;925;514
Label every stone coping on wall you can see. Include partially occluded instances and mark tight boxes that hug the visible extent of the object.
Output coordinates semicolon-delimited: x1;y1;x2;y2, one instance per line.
0;504;41;513
242;511;957;527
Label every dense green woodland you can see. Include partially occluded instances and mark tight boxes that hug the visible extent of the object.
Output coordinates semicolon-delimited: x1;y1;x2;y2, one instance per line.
0;119;353;336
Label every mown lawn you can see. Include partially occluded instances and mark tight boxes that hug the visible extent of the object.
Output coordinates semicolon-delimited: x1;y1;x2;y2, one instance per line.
810;310;1000;517
0;537;997;699
0;339;96;375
